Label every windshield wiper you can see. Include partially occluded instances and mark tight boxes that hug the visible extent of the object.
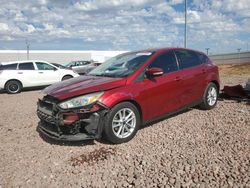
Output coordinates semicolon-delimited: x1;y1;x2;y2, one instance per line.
89;73;119;78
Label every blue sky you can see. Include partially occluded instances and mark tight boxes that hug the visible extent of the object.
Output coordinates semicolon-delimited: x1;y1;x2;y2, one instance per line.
0;0;249;54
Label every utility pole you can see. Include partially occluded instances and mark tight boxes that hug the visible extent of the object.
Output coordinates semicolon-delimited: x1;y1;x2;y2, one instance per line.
237;48;241;63
184;0;187;48
205;48;210;55
26;39;30;60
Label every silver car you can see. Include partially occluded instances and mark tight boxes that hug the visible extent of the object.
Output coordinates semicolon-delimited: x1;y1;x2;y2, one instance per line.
65;61;94;75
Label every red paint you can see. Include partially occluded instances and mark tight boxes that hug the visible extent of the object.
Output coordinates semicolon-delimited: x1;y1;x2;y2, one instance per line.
44;48;220;123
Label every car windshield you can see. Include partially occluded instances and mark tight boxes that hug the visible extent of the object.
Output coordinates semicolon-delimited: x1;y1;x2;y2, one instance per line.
52;63;67;69
64;62;74;67
88;52;154;78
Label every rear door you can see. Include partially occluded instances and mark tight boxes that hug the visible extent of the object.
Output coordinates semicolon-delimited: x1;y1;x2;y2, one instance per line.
17;62;38;87
35;62;60;85
174;50;206;106
134;50;183;120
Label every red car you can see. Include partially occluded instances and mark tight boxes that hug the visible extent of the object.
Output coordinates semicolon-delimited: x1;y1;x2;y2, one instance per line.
37;48;219;144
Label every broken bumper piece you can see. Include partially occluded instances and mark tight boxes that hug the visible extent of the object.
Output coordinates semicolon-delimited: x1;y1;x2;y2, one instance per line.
37;97;109;141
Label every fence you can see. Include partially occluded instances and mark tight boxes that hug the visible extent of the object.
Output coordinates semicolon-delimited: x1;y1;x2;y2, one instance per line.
0;50;250;65
209;51;250;65
0;50;127;64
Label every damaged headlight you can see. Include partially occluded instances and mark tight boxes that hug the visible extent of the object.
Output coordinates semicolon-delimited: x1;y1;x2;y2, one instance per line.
58;92;104;109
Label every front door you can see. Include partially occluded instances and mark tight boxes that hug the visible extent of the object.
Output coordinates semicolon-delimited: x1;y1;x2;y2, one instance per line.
135;50;183;121
35;62;60;85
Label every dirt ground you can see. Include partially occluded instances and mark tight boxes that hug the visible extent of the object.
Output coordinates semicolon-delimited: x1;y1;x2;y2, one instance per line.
0;65;249;187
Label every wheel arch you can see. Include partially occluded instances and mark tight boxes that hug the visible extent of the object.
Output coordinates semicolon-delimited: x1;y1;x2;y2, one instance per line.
4;79;23;89
106;99;143;124
210;80;220;91
62;74;73;80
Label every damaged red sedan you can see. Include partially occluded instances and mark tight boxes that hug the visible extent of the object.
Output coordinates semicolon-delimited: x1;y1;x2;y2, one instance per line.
37;48;220;144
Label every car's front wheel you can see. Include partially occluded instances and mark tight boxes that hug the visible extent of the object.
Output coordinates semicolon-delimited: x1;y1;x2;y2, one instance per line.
200;82;218;110
5;80;22;94
103;102;140;144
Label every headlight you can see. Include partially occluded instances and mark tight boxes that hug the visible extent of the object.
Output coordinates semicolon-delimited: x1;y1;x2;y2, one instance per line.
59;92;104;109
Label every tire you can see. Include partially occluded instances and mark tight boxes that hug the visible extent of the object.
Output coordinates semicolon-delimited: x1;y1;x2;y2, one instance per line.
199;82;218;110
103;102;140;144
5;80;22;94
62;75;73;81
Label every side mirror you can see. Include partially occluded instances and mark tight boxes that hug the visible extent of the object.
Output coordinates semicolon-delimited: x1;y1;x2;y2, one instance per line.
53;67;58;71
146;67;164;77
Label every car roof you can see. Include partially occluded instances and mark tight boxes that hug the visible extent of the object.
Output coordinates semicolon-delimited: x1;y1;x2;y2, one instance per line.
0;60;49;65
70;60;91;63
134;47;206;55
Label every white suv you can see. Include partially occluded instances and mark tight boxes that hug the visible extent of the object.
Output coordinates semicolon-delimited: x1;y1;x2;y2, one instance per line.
0;60;79;94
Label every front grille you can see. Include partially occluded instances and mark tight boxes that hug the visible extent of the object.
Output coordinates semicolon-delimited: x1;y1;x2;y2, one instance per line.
37;95;59;123
39;100;53;112
37;109;56;124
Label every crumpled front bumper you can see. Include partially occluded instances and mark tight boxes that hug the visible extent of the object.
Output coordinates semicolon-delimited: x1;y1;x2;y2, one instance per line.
37;96;109;141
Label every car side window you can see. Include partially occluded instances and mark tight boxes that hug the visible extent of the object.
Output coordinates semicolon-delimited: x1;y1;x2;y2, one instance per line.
83;61;91;65
197;53;209;64
1;63;18;70
18;62;35;70
148;51;178;74
175;50;201;69
36;62;55;70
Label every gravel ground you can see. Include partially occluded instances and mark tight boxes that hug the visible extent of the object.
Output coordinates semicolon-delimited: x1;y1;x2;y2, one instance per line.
0;75;249;188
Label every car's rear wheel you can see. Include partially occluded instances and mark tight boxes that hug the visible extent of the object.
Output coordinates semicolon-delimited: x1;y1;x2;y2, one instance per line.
200;82;218;110
5;80;22;94
104;102;140;144
62;75;73;81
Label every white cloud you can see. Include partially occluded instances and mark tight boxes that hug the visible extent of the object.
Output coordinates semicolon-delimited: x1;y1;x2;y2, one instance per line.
0;0;249;53
27;24;35;33
0;23;9;31
43;23;54;31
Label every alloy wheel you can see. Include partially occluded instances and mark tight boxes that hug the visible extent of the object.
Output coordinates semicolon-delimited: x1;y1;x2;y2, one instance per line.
112;108;136;139
207;87;217;106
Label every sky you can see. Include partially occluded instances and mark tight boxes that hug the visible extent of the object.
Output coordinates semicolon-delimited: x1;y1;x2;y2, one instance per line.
0;0;249;54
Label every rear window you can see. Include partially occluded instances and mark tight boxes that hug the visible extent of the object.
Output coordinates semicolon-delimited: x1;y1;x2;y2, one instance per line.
197;53;209;64
175;50;201;69
18;62;35;70
0;63;18;70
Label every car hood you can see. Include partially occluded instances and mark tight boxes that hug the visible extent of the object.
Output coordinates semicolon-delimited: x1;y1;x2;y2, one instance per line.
43;75;127;100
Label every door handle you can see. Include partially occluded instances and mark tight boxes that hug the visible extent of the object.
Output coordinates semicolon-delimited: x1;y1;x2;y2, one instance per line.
38;72;43;74
175;76;181;81
18;72;23;74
